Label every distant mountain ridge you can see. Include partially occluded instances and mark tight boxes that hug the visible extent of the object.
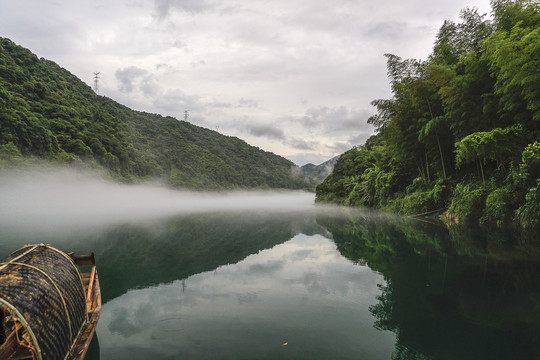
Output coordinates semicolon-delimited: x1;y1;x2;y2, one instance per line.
0;37;308;190
301;156;338;186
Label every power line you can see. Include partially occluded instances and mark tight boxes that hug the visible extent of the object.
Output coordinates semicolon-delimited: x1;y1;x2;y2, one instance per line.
93;72;100;94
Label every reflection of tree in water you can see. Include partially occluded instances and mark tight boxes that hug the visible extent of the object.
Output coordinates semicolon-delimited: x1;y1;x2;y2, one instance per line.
318;212;540;360
80;211;324;303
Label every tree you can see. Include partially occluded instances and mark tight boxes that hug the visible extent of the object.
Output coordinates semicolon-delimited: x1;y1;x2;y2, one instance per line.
484;0;540;128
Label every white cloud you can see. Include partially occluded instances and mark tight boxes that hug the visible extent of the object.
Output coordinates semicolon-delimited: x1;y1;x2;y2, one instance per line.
115;66;151;93
246;123;286;140
286;138;316;151
153;0;216;19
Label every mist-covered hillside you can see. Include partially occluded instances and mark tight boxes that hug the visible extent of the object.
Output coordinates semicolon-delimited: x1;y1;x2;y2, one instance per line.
0;37;308;189
301;156;338;186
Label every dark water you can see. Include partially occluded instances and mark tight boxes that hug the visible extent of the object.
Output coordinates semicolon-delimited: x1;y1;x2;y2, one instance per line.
1;197;539;359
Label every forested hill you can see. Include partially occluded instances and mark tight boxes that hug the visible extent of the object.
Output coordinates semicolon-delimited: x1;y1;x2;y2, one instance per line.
0;37;308;189
301;156;338;186
316;1;540;234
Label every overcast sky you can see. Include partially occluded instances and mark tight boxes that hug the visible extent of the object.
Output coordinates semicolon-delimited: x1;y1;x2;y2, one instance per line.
1;0;492;165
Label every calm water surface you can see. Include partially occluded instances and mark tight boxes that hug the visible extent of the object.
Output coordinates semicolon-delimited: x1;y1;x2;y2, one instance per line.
1;191;539;360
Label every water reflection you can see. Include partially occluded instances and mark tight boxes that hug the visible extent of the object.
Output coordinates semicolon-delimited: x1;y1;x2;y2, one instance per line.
1;201;539;360
1;210;323;302
96;233;394;360
318;212;540;360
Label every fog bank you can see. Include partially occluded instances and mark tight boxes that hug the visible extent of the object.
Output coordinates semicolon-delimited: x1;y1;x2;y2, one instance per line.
0;168;315;234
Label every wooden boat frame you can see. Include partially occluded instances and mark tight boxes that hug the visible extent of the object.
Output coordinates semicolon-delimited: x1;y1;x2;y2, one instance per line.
67;253;102;360
0;252;101;360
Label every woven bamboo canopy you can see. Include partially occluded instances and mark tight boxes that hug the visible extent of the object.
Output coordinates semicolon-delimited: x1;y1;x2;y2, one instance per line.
0;244;87;360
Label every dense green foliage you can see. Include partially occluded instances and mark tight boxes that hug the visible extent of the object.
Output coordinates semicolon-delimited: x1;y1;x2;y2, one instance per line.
0;37;307;189
317;0;540;234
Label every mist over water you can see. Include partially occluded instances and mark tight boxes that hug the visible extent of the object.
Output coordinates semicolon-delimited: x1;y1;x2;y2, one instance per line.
0;168;317;237
2;169;538;360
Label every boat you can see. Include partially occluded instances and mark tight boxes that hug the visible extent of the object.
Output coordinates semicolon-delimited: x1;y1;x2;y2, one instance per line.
0;244;101;360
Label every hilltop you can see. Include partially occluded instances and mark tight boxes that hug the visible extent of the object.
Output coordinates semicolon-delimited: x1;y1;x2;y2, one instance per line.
301;156;338;186
0;37;308;190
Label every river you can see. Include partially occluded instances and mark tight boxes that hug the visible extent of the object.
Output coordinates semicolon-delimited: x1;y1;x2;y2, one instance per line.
0;172;539;359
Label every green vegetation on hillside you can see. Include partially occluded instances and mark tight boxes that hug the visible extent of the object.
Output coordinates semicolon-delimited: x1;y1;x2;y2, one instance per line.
0;38;307;189
300;156;338;187
316;0;540;235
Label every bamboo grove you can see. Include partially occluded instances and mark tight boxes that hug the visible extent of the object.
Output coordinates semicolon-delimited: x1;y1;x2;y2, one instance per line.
316;0;540;234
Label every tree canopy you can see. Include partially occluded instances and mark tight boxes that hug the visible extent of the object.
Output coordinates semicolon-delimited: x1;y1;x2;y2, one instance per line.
316;0;540;235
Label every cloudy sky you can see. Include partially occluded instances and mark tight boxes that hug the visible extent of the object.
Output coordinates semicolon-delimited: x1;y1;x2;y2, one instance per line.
1;0;492;165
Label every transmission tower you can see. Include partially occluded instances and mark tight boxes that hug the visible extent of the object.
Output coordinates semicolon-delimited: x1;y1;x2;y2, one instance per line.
184;110;189;121
93;72;100;94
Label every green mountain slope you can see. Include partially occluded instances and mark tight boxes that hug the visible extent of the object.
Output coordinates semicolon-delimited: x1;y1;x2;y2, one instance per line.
0;37;307;189
316;1;540;234
301;156;338;186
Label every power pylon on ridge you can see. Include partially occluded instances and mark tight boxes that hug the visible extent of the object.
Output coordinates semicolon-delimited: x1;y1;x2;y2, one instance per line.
184;110;189;121
93;72;100;94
